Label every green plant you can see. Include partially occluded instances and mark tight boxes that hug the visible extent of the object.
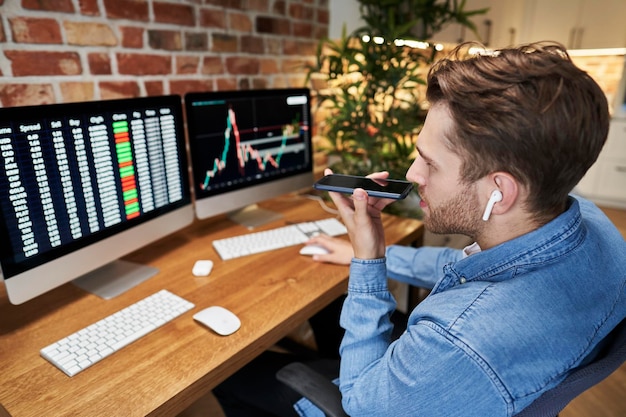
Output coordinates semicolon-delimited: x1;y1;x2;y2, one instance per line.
308;0;487;217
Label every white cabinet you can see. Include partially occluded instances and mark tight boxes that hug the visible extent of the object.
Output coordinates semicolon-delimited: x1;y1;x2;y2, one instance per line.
328;0;363;39
520;0;626;49
432;0;626;49
432;0;523;47
574;0;626;49
576;119;626;208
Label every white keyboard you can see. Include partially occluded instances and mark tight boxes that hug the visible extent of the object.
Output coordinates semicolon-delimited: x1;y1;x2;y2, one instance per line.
213;217;348;260
41;289;194;377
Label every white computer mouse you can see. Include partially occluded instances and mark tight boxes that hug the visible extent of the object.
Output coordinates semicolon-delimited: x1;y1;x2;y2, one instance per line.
299;244;331;256
192;260;214;276
193;306;241;336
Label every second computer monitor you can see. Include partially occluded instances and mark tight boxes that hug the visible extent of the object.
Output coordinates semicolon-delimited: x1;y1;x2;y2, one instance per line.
184;88;313;226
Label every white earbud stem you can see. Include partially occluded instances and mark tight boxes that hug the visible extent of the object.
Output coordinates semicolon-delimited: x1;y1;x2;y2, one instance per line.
482;190;503;221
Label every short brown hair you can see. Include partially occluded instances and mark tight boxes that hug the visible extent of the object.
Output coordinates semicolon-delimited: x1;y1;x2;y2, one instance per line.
426;42;609;217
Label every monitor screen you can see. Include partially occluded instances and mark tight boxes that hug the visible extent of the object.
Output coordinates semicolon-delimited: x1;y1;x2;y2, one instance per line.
0;95;193;304
184;88;313;227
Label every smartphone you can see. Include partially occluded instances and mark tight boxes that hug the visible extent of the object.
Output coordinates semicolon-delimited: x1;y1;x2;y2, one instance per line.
314;174;413;200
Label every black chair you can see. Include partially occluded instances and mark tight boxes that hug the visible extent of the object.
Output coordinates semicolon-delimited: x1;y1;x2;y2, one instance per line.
277;318;626;417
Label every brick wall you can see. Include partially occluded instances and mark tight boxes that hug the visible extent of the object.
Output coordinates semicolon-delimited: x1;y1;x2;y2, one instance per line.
0;0;329;107
571;54;626;114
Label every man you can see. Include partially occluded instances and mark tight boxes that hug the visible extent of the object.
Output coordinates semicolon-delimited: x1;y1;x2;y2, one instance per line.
214;42;626;416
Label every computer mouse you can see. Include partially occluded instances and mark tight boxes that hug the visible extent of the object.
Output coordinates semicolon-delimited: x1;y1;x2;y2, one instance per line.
193;306;241;336
192;260;213;276
299;244;330;256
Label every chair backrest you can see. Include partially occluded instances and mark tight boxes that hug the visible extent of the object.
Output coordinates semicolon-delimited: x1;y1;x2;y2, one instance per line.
515;318;626;417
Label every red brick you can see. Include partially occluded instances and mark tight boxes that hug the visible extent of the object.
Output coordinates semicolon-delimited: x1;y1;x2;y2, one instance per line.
271;76;289;88
238;78;251;89
225;57;260;75
22;0;74;12
117;53;171;75
0;83;55;107
65;22;117;46
251;78;268;89
245;0;268;12
99;81;140;99
169;80;214;97
287;73;307;87
241;35;264;54
289;4;314;20
256;16;290;35
282;58;307;74
259;58;279;74
176;56;200;74
212;33;237;53
293;22;313;38
60;82;95;102
216;77;237;91
283;39;316;56
5;51;81;76
273;0;286;15
314;25;328;39
88;53;112;74
153;2;195;26
229;12;252;32
103;0;149;21
185;32;208;51
266;38;282;54
145;81;164;96
317;8;329;25
204;0;242;7
0;20;5;43
202;56;224;75
79;0;100;15
200;9;227;29
121;26;144;48
10;17;62;44
148;30;182;51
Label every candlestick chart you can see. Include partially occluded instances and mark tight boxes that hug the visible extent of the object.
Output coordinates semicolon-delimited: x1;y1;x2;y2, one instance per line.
191;97;310;193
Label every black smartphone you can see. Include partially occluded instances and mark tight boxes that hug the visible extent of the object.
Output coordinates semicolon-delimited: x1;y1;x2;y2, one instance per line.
314;174;413;200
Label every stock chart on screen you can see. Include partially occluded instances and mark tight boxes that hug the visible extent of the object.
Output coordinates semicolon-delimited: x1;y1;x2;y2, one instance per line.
185;89;312;198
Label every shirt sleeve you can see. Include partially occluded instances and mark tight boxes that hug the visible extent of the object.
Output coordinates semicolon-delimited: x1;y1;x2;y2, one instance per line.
337;258;509;416
385;245;464;289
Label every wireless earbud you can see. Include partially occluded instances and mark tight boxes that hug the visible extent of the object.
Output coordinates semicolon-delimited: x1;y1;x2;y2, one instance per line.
482;190;503;221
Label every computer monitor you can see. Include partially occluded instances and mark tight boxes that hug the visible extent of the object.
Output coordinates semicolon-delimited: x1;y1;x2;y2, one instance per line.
184;88;313;227
0;95;193;305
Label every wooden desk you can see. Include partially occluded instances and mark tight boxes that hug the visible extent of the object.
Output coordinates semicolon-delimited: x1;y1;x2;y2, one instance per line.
0;193;423;417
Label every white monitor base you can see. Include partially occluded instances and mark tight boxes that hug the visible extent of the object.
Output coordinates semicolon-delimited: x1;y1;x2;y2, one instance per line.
228;203;283;229
73;260;158;299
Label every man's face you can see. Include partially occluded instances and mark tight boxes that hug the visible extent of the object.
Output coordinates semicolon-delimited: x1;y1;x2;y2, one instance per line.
405;104;482;237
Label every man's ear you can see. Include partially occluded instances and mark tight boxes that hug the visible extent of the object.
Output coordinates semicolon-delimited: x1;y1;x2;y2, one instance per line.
484;172;519;217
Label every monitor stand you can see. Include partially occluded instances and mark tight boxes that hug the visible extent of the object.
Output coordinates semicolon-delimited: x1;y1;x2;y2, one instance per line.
228;203;283;229
72;260;158;299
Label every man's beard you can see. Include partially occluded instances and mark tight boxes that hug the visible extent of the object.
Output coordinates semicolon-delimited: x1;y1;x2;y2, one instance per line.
421;185;482;238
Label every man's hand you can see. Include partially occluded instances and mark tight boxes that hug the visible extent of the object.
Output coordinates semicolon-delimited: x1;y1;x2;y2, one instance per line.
323;168;395;260
305;234;354;264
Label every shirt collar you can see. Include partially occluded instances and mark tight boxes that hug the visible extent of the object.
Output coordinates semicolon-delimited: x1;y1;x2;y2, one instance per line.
444;197;582;286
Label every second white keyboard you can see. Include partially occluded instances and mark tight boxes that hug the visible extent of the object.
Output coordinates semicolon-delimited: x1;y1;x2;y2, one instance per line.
213;217;348;260
40;289;195;377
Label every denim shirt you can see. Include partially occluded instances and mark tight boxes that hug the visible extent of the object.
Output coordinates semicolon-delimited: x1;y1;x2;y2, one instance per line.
294;196;626;416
